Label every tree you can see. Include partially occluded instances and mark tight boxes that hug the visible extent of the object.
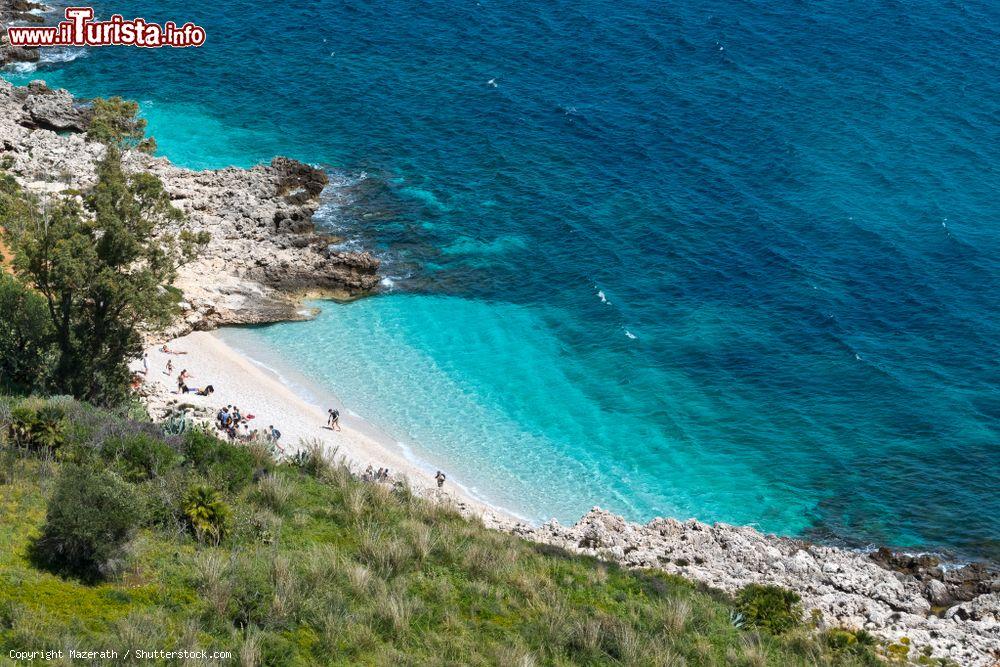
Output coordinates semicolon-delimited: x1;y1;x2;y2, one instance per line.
0;273;53;393
86;97;157;154
0;173;54;393
3;147;206;405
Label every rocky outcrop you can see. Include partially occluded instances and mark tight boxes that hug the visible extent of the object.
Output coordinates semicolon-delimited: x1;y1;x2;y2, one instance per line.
7;80;93;132
0;79;380;334
508;508;1000;666
871;548;1000;609
0;0;44;69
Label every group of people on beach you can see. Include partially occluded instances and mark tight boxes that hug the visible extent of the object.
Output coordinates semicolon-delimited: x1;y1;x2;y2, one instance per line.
215;404;283;450
361;465;391;483
157;347;214;396
170;366;214;398
136;345;451;492
359;465;447;489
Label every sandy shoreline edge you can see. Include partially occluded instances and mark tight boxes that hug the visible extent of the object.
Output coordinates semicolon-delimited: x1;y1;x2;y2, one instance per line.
137;330;522;531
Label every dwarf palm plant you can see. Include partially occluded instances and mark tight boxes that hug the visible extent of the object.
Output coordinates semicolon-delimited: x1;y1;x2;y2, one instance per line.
183;486;231;545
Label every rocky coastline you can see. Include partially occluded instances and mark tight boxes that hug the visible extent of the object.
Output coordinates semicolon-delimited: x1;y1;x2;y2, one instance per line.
0;0;44;70
0;78;380;336
1;68;997;665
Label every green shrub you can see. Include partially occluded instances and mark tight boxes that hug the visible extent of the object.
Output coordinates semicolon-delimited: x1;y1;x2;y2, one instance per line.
7;400;66;452
32;464;140;579
183;486;231;545
182;430;255;491
0;273;55;394
142;467;191;529
226;555;274;629
253;473;292;513
181;428;216;467
825;628;858;649
735;584;803;635
290;440;334;479
101;432;178;482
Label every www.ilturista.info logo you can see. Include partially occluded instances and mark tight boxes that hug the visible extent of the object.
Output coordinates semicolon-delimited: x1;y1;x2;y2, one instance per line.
7;7;206;48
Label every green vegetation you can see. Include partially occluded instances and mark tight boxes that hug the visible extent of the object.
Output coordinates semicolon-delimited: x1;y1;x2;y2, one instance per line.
736;583;804;635
0;396;888;665
0;273;54;394
6;398;66;452
86;96;157;154
183;485;232;545
1;115;208;405
31;464;141;581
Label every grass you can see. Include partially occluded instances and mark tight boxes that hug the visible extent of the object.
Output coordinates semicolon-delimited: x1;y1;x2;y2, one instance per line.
0;397;891;665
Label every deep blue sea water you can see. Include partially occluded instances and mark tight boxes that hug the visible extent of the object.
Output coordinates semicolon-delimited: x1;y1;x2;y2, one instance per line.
7;0;999;559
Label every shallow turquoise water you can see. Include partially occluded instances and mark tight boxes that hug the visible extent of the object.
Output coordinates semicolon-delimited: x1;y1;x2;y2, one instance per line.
7;0;999;558
220;296;836;534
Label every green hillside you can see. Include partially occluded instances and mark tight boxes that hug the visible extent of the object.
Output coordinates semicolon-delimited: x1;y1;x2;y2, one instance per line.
0;396;889;666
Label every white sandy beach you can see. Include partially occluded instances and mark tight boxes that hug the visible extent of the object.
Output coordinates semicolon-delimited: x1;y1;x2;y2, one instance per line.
138;331;518;529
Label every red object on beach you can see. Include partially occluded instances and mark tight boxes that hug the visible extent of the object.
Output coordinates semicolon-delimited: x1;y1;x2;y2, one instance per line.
246;415;255;420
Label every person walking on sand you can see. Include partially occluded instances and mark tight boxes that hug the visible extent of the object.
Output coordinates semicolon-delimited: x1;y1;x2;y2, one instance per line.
164;359;173;375
327;408;342;431
435;470;446;488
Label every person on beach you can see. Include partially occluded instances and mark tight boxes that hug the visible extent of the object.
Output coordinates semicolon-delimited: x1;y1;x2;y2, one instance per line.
363;465;374;482
161;344;187;355
327;408;341;431
142;353;148;374
193;385;214;397
435;471;446;488
178;368;191;384
263;426;283;455
164;359;173;375
177;376;187;394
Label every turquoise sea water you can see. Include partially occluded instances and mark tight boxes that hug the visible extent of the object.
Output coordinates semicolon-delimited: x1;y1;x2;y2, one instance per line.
7;0;999;559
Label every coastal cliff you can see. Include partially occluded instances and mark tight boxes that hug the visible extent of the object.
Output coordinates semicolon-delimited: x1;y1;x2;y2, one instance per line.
2;76;998;665
0;79;380;336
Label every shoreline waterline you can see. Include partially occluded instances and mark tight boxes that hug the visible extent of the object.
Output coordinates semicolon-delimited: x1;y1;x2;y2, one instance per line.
161;324;977;568
213;327;538;526
139;330;526;528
